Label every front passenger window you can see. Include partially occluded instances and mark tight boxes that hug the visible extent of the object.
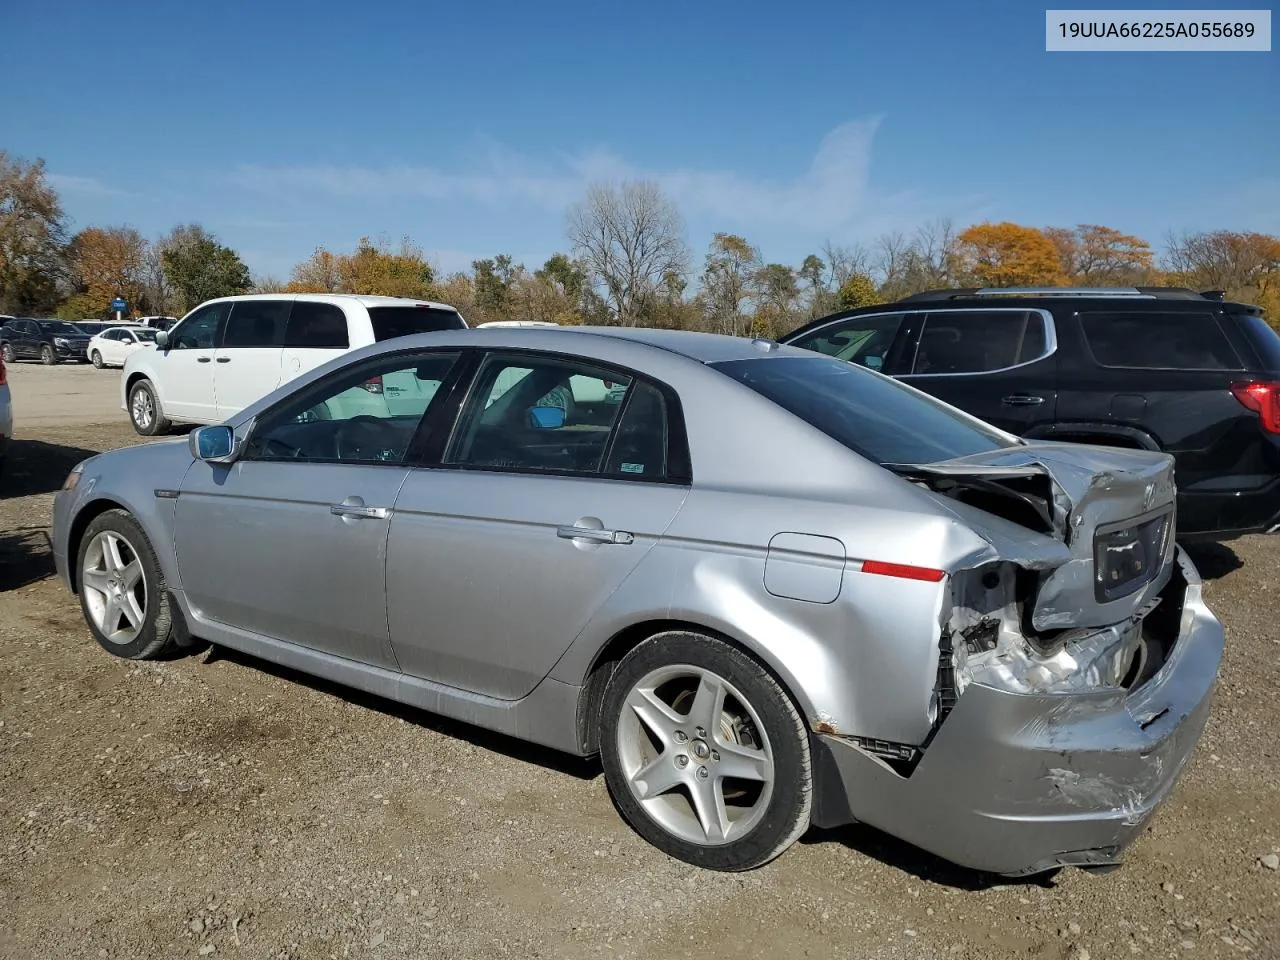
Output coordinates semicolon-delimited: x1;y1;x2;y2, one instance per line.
789;313;907;372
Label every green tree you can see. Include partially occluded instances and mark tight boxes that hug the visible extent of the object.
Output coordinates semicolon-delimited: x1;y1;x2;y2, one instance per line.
0;151;68;313
160;224;251;312
837;272;881;309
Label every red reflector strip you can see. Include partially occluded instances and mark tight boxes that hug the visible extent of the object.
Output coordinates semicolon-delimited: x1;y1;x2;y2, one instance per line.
861;560;946;582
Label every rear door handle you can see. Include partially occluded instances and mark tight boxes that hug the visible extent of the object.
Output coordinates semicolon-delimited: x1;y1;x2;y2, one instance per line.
1001;394;1045;406
216;356;231;363
330;502;390;520
556;525;634;545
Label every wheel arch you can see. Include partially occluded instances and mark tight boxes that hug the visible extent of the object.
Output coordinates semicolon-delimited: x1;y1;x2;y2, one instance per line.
65;498;131;594
1023;421;1163;451
573;617;817;758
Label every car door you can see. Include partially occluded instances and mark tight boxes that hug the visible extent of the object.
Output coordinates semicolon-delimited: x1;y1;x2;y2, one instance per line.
896;308;1059;435
214;298;290;419
386;351;690;700
154;302;229;422
173;348;464;667
16;320;39;358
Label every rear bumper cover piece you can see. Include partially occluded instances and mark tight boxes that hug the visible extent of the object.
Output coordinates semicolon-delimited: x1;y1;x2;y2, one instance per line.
812;548;1223;876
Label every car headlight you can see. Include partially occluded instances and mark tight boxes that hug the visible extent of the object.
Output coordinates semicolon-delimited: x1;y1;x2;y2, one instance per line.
62;461;87;492
54;337;69;347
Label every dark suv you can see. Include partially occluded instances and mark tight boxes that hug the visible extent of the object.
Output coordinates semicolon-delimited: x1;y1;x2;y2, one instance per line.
0;318;91;364
780;287;1280;541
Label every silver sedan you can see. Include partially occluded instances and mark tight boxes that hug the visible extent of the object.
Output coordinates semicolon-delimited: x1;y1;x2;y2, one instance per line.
51;326;1223;874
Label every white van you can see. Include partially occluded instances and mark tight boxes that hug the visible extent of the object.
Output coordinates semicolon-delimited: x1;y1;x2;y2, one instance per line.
121;294;467;435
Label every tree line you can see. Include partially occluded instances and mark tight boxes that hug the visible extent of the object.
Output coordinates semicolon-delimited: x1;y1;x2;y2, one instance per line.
3;150;1277;334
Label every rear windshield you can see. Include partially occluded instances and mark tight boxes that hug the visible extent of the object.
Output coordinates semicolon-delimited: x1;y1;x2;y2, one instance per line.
712;355;1015;465
368;306;464;342
1236;313;1280;372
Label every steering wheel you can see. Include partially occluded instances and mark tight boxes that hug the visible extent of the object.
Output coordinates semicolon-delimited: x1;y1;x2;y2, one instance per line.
335;416;401;461
259;436;305;459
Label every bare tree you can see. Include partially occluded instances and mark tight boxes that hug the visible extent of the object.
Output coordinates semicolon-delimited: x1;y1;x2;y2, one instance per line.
820;240;869;290
873;231;910;287
566;180;689;326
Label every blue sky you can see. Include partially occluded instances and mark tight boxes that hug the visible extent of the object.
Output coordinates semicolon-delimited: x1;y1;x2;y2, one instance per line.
2;0;1276;281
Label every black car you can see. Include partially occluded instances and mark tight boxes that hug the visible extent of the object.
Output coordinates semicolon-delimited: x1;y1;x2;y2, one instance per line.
0;318;92;364
780;287;1280;541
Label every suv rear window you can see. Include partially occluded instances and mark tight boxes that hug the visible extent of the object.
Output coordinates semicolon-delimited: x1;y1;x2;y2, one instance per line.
713;355;1015;465
1080;311;1242;370
1235;313;1280;373
368;306;464;342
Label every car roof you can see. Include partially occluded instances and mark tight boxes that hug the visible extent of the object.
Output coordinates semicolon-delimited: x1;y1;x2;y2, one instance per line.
199;293;462;312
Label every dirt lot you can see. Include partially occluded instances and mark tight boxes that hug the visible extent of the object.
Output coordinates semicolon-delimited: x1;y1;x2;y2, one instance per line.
0;366;1277;960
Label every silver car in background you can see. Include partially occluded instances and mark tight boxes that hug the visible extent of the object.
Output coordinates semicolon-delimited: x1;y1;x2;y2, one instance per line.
51;327;1223;875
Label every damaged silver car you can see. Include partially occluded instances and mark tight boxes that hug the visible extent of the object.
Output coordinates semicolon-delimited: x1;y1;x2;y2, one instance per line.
50;327;1223;875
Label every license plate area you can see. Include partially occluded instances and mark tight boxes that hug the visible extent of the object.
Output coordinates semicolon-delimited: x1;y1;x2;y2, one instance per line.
1094;512;1172;604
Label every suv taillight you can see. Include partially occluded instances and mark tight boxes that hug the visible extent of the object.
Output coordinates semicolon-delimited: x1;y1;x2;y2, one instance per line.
359;375;384;394
1230;381;1280;434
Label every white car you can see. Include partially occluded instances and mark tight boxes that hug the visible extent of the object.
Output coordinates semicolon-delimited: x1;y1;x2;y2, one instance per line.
121;294;467;435
88;326;158;369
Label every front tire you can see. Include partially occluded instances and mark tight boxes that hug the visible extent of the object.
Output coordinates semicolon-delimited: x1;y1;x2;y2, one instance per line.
90;350;104;368
599;631;812;871
40;344;57;365
128;379;170;436
1;342;13;363
76;509;176;660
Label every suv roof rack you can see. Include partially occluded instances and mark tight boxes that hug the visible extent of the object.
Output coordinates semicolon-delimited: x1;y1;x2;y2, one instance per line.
897;286;1217;303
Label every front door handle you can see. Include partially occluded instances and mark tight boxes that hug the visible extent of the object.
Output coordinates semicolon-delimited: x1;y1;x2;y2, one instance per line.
197;356;212;363
1001;394;1045;406
556;525;634;545
330;500;390;520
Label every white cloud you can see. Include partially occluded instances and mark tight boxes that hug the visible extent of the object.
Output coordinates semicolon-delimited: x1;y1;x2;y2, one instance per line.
229;117;925;237
47;173;129;198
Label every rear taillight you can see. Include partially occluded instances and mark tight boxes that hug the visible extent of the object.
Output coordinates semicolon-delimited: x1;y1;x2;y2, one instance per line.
359;375;384;394
1230;381;1280;434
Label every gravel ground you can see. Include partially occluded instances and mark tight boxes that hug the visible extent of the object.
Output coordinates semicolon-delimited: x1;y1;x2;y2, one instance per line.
0;413;1277;960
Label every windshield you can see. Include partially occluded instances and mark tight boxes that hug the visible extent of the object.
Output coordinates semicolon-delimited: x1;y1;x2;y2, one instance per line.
368;306;465;342
712;355;1015;465
41;321;87;335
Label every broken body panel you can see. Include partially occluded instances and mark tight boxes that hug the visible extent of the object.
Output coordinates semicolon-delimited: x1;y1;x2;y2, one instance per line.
815;442;1223;875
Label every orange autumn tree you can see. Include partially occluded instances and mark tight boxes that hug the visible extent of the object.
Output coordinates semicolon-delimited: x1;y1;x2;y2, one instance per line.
1044;224;1154;285
952;222;1066;288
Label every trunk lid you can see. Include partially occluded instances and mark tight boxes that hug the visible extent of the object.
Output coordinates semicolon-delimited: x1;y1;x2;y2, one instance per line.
896;442;1177;632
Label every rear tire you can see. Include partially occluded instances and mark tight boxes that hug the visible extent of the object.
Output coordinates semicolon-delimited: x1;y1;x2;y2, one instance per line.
90;350;104;368
40;344;56;365
76;509;176;660
599;631;812;871
128;379;170;436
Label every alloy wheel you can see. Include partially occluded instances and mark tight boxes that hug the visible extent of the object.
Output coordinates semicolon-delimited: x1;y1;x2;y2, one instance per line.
81;530;148;645
615;664;775;846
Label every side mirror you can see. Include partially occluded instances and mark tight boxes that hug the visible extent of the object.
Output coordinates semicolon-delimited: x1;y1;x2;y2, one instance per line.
189;424;239;463
154;330;169;349
528;405;566;429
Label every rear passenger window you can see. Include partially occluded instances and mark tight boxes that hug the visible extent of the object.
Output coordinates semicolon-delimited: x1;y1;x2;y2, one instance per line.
1080;312;1242;370
224;300;289;348
368;306;465;341
286;302;349;349
603;382;669;479
911;311;1047;375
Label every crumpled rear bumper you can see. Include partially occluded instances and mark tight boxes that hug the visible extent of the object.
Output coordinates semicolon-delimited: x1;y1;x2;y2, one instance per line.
811;548;1223;876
